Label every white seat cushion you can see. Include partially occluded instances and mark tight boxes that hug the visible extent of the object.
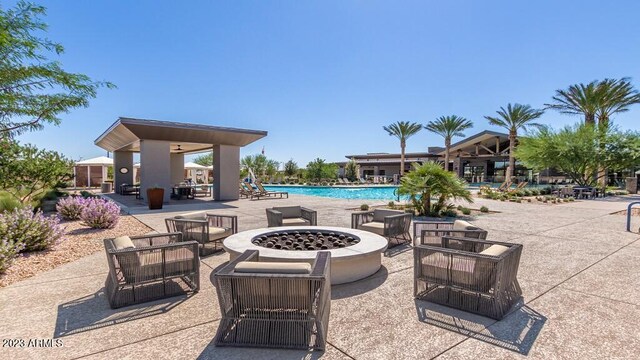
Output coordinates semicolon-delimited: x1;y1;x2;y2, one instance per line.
282;218;310;226
209;227;232;241
359;221;385;236
453;220;479;231
234;261;311;274
479;244;509;257
113;236;135;250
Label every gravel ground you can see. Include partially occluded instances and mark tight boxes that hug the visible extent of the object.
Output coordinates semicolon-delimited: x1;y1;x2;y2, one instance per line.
0;215;153;288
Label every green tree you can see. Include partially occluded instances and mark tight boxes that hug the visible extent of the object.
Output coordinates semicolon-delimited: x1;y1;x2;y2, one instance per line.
547;78;640;126
265;159;279;179
305;158;338;181
0;1;114;137
283;159;298;177
424;115;473;171
0;137;73;202
193;153;213;166
383;121;422;175
515;123;640;187
397;161;472;216
484;103;544;180
344;158;359;181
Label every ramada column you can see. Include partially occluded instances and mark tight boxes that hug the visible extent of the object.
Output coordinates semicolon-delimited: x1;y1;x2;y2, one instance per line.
113;151;133;194
213;145;240;200
140;140;171;202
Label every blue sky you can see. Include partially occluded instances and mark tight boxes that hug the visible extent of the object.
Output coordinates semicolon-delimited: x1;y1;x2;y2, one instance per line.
13;0;640;166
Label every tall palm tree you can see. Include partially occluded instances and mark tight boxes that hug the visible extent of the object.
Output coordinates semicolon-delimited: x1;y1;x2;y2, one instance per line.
383;121;422;175
546;81;599;125
484;104;545;180
546;78;640;126
424;115;473;171
595;77;640;126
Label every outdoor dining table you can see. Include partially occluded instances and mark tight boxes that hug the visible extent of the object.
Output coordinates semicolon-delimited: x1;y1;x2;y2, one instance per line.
171;186;194;200
573;186;599;199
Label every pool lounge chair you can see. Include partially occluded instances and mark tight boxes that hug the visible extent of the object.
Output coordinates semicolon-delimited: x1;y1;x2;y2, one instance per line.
496;181;512;192
241;182;266;199
255;181;289;198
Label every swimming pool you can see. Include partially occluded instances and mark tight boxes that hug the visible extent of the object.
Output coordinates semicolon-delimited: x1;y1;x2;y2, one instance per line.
263;186;405;201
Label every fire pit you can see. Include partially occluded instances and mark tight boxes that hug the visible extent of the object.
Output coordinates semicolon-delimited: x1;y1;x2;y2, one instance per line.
251;229;360;251
223;226;388;284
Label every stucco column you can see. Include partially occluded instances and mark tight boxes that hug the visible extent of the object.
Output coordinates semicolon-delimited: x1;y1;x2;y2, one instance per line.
140;140;171;202
170;153;185;185
453;157;463;178
113;151;133;194
213;145;240;200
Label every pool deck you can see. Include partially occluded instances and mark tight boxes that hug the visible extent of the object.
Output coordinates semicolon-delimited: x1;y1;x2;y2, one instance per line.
1;194;639;359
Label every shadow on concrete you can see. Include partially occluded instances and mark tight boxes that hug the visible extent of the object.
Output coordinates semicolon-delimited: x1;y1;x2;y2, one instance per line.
53;289;190;338
384;243;412;258
415;299;546;355
196;340;326;360
331;266;389;300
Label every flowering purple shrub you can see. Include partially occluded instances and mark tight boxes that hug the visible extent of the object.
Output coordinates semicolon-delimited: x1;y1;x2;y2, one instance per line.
0;207;65;272
56;196;86;220
80;198;120;229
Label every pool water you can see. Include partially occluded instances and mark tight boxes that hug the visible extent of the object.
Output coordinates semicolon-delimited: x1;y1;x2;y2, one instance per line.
263;186;405;201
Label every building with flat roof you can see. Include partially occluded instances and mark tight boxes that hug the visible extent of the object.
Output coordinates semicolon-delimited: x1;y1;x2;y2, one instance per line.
339;130;539;184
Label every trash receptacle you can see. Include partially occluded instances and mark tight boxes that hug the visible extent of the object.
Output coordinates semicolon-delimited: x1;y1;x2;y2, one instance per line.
101;182;113;193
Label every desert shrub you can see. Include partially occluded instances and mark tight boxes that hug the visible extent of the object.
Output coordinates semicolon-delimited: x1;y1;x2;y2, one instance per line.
80;198;121;229
56;196;86;220
516;199;522;203
523;189;532;196
442;209;457;217
0;207;64;255
480;206;489;213
0;192;22;213
531;189;540;196
0;237;24;273
568;197;575;202
388;201;395;209
360;204;369;211
461;207;471;215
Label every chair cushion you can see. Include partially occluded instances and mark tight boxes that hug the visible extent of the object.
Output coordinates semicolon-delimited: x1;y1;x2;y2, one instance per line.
359;221;385;236
420;253;476;285
282;218;310;226
274;206;302;218
373;209;403;222
453;220;479;231
113;236;135;250
479;244;509;257
234;261;311;274
209;227;233;241
134;248;197;282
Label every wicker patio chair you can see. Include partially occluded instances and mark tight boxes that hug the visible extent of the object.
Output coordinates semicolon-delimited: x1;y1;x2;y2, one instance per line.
165;213;238;256
213;249;331;351
266;206;317;227
103;233;200;309
414;236;523;320
351;209;412;247
413;219;488;247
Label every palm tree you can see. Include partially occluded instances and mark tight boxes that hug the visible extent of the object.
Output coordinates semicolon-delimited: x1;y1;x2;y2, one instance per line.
546;78;640;126
383;121;422;175
424;115;473;171
595;77;640;126
546;81;599;125
484;104;545;180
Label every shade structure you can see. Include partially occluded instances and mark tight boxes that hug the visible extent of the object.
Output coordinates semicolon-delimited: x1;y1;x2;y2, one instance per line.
74;156;113;188
95;117;267;202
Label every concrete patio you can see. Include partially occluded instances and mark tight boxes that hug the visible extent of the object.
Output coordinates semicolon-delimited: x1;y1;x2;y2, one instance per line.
1;194;639;359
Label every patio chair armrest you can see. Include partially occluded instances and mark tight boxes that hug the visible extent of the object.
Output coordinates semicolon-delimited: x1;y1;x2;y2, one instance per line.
206;214;238;233
441;235;513;249
301;207;318;225
351;211;374;228
129;232;183;247
310;251;331;277
266;209;283;227
383;213;412;235
216;250;260;276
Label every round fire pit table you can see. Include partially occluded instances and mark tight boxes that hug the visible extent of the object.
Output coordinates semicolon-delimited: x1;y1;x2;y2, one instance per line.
223;226;388;285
